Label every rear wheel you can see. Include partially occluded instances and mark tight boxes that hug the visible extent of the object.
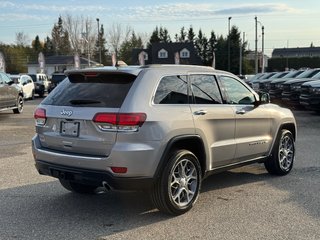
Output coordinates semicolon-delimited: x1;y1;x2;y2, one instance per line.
13;95;23;114
59;179;98;194
151;150;201;215
265;129;295;175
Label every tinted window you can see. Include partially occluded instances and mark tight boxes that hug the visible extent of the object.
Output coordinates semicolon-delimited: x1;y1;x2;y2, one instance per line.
219;76;255;104
190;75;222;104
29;75;37;82
154;75;188;104
42;74;136;108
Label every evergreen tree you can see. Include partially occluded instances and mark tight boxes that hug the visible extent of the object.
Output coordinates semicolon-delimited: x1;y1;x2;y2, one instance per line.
51;16;71;55
93;24;108;65
229;26;242;74
187;26;196;43
195;29;209;65
159;27;171;43
32;35;43;54
119;31;143;64
148;26;160;48
179;26;187;42
43;36;54;56
215;35;227;70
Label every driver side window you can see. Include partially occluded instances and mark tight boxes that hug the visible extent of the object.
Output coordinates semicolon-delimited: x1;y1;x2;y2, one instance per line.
219;76;255;104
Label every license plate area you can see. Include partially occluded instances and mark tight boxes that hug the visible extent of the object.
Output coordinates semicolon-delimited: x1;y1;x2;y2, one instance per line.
60;121;80;137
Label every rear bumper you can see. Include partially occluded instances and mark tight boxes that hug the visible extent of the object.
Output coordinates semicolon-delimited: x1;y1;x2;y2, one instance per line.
35;160;154;190
32;134;162;188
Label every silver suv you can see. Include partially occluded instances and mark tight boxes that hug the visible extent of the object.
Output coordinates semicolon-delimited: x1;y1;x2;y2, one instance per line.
32;65;296;215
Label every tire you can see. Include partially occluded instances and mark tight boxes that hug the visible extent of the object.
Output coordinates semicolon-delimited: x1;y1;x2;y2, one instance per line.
264;129;295;176
13;95;24;114
151;150;202;215
59;179;98;194
38;90;44;98
31;90;35;100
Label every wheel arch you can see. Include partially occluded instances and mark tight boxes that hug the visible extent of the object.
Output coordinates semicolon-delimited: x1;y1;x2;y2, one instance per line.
154;135;207;179
268;121;297;156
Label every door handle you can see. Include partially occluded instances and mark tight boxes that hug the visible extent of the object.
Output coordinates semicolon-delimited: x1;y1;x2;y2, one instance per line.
194;110;207;115
236;109;246;114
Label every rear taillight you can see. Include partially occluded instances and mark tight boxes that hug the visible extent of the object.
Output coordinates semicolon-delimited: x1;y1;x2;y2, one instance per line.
93;113;146;132
34;108;46;126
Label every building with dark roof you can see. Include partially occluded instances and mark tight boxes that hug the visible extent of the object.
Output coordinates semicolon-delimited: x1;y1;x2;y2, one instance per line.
272;47;320;58
27;55;99;76
132;42;202;65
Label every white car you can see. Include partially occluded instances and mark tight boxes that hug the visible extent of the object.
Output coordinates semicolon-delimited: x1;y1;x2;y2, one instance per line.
10;74;35;100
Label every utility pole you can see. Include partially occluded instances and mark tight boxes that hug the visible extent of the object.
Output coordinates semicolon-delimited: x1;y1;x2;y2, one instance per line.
255;16;258;74
261;26;265;73
228;16;232;72
96;18;102;64
239;32;245;76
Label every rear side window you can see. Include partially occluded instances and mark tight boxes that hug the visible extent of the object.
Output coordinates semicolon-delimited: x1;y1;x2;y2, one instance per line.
154;75;188;104
42;73;136;108
190;74;222;104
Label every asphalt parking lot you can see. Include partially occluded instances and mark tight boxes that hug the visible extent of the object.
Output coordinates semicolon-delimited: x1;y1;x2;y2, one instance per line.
0;99;319;240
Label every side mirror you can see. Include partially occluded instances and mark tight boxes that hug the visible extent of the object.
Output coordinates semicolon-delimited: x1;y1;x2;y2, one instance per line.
254;91;270;107
260;92;270;104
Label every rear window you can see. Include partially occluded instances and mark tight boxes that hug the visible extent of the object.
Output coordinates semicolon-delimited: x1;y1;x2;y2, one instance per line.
42;73;136;108
51;74;66;84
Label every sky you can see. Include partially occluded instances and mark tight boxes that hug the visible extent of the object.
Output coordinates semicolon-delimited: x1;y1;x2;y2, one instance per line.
1;0;320;56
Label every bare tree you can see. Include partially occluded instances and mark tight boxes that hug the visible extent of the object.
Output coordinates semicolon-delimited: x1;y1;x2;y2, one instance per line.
62;14;97;59
107;23;132;57
15;32;29;47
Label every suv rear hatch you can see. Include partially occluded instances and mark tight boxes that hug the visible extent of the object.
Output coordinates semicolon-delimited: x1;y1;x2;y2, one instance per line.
35;70;140;157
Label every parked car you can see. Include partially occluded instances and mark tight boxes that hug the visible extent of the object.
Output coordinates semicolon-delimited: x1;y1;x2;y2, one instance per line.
0;72;24;114
268;69;309;103
48;73;66;93
29;73;50;97
281;69;320;106
10;74;35;100
250;72;277;91
258;71;290;92
299;79;320;112
32;65;296;215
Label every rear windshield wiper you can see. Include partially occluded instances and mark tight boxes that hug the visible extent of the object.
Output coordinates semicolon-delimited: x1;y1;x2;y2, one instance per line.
69;99;102;105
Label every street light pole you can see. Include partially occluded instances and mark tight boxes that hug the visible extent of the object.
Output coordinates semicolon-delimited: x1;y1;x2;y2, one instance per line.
261;25;265;73
228;16;232;72
255;16;258;74
96;18;102;64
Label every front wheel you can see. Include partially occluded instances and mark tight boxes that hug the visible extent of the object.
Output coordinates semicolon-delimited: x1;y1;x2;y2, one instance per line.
13;95;23;114
151;150;202;215
265;129;295;175
59;179;98;194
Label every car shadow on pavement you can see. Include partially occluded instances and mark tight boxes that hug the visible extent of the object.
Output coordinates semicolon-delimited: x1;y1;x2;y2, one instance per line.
1;163;319;240
0;181;170;240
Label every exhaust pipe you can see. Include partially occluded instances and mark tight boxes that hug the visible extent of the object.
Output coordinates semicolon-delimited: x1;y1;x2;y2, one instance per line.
102;181;112;191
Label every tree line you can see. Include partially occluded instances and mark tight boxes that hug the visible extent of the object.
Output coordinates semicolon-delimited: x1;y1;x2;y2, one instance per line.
0;14;254;74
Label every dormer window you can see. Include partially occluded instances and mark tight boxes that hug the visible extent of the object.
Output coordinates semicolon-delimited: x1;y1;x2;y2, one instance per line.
180;48;190;58
158;49;168;59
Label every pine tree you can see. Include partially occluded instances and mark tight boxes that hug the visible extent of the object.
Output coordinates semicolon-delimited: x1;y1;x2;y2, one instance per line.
187;26;195;43
159;27;171;43
119;31;143;64
94;24;108;65
32;35;43;54
43;36;54;56
195;29;209;65
179;27;186;42
148;26;160;48
51;16;71;55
